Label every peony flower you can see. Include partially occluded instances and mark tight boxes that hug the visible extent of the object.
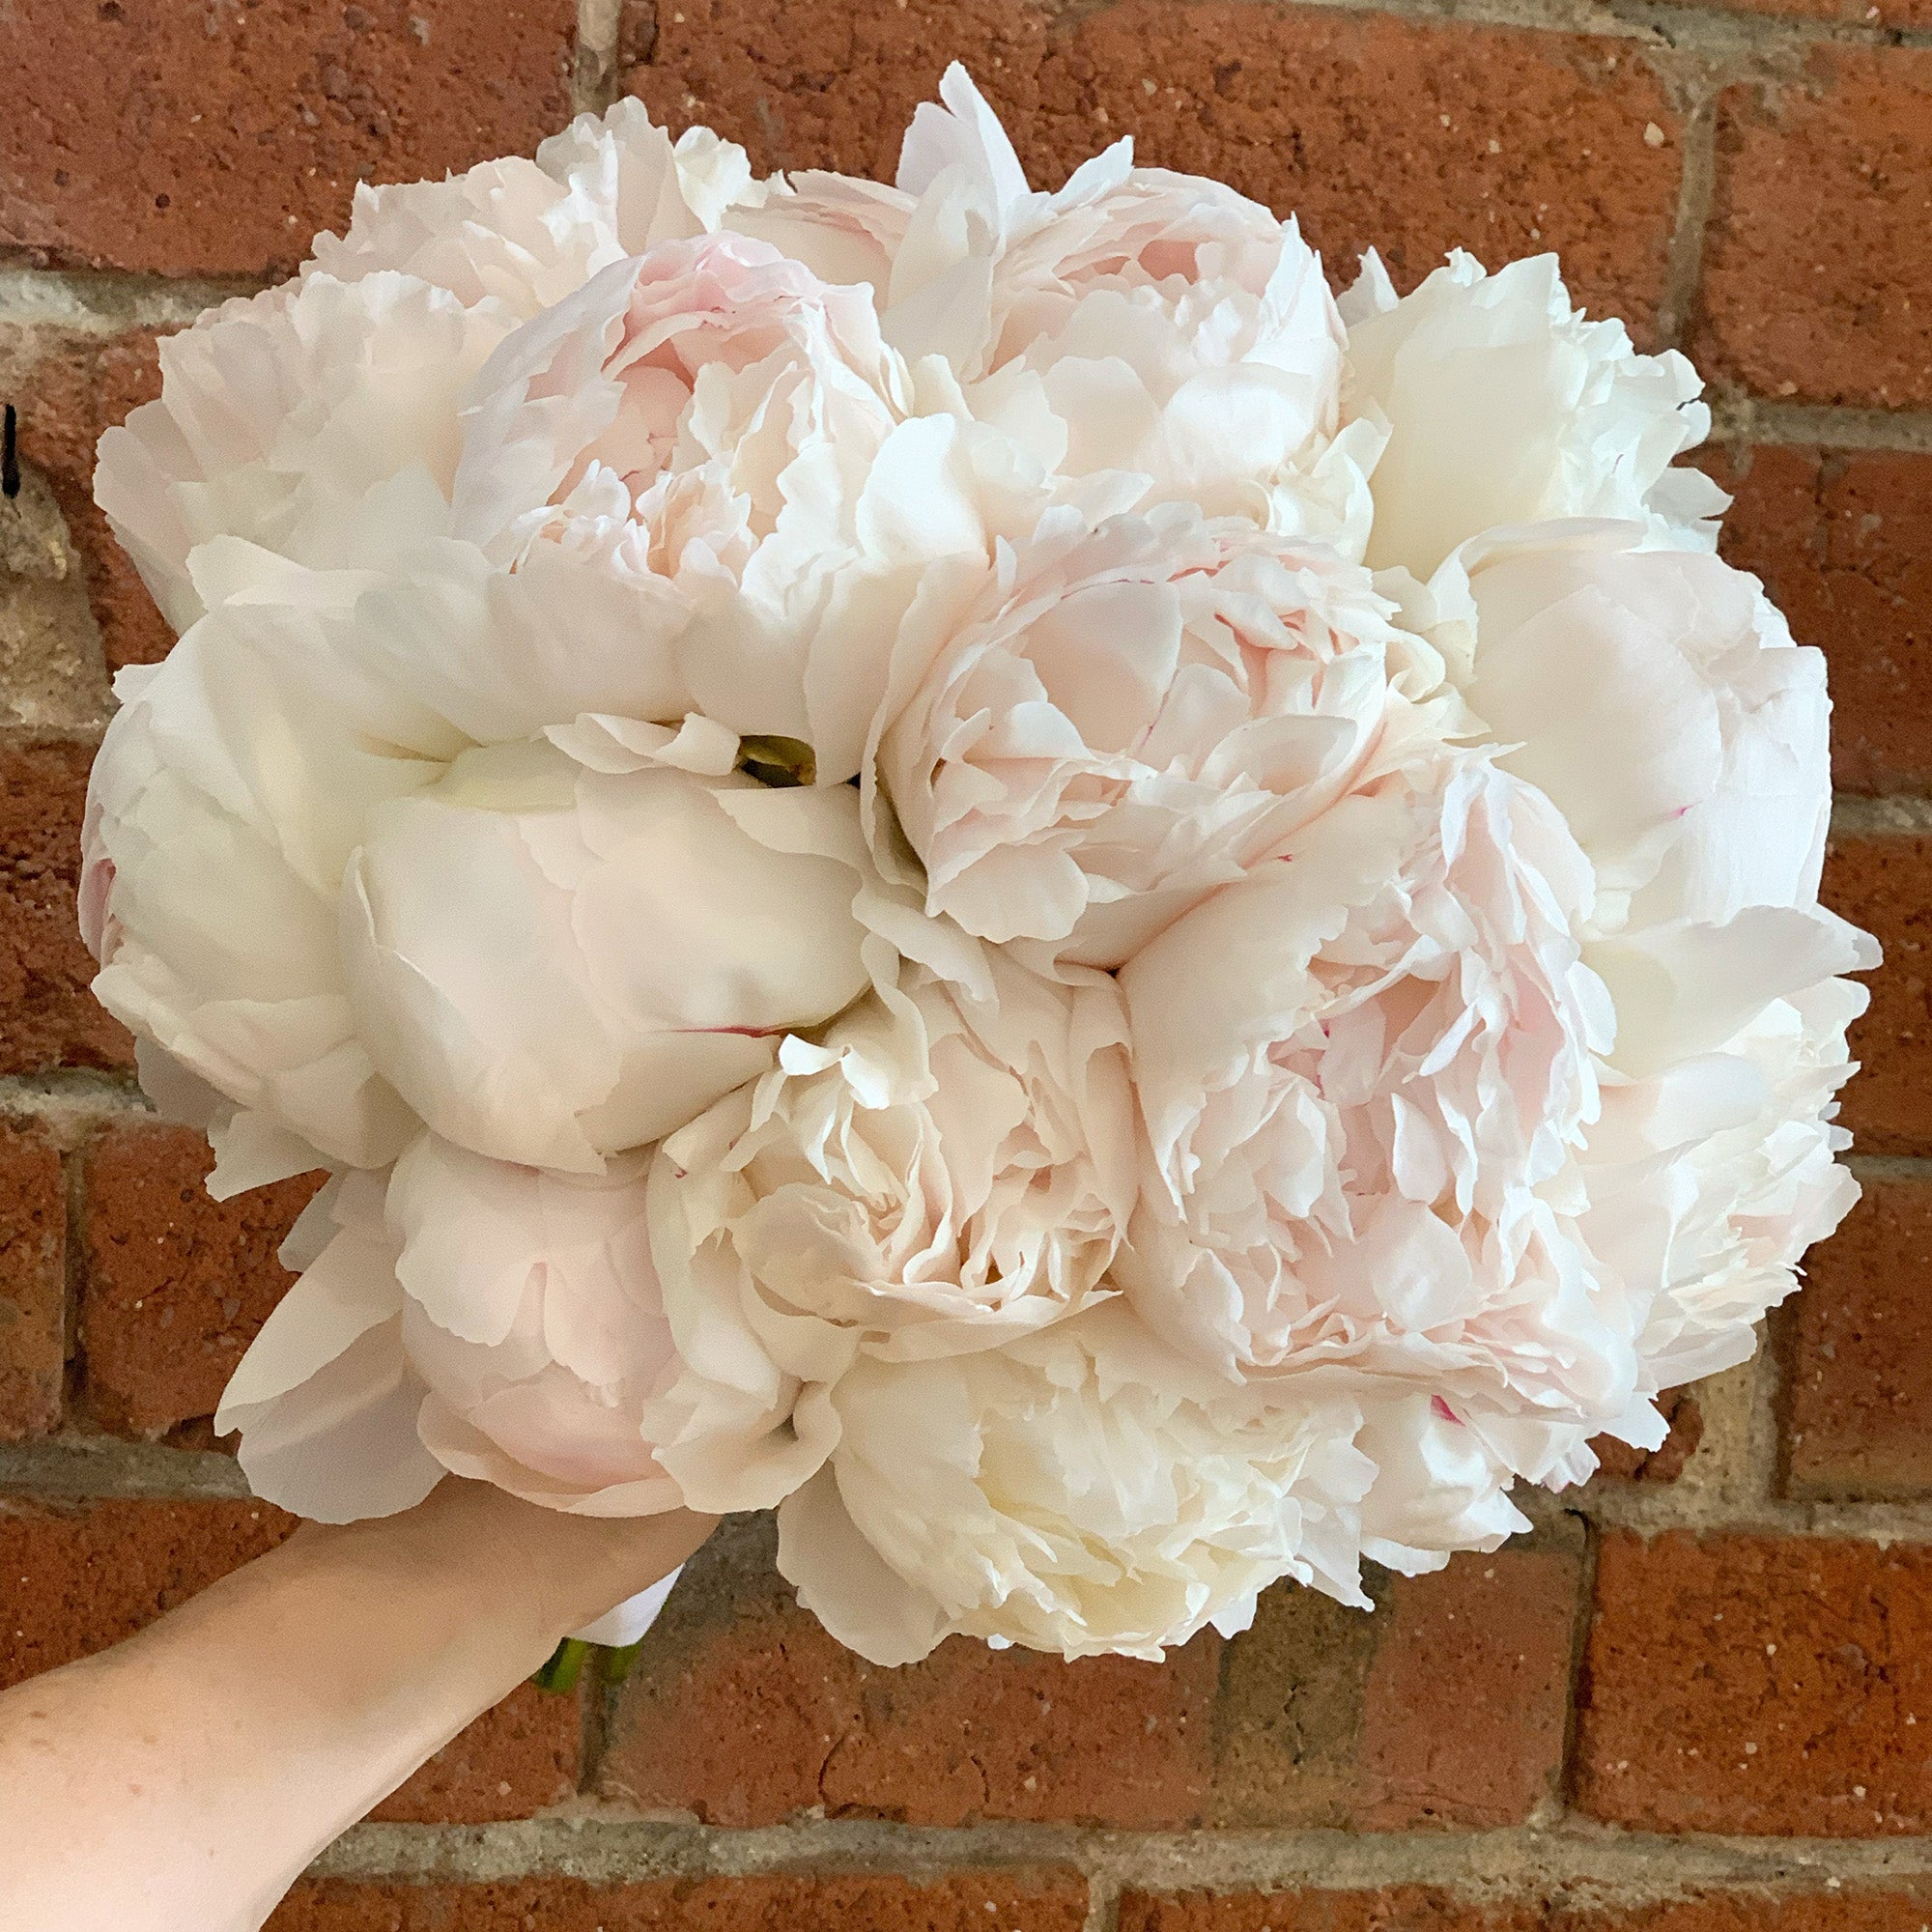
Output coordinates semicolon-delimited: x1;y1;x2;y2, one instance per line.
1422;525;1877;1427
1339;251;1728;583
215;1132;685;1520
341;734;873;1172
312;103;755;319
1114;746;1631;1440
872;506;1428;971
1450;526;1832;934
96;103;756;633
84;587;879;1190
775;1302;1377;1664
642;941;1138;1510
744;64;1361;542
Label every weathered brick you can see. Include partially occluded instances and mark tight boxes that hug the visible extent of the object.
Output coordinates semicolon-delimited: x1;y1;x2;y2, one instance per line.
601;1521;1575;1831
1822;834;1932;1158
1556;1899;1932;1932
1782;1178;1932;1498
0;1495;587;1824
1697;55;1932;407
77;1121;321;1442
0;0;576;278
1589;1387;1704;1484
369;1680;582;1824
1575;1531;1932;1834
0;327;172;671
599;1520;1218;1827
270;1873;1091;1930
1352;1548;1578;1829
1697;0;1932;25
0;1120;64;1439
0;1496;298;1691
1121;1892;1932;1932
627;0;1683;333
1212;1545;1577;1828
0;737;132;1076
1120;1891;1539;1932
1704;444;1932;796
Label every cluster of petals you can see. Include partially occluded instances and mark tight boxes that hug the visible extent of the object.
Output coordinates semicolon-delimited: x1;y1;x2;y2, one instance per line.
81;64;1875;1664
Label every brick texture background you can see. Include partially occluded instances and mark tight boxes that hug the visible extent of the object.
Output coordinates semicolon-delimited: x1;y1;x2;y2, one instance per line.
0;0;1926;1925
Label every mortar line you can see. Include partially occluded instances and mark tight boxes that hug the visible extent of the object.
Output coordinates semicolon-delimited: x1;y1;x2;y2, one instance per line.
0;1074;152;1135
1551;1508;1601;1822
1831;794;1932;835
305;1814;1932;1891
0;267;261;331
0;1435;250;1501
1084;1870;1125;1932
56;1141;88;1438
1066;0;1932;57
1653;88;1717;353
1848;1154;1932;1182
1711;398;1932;455
573;0;625;116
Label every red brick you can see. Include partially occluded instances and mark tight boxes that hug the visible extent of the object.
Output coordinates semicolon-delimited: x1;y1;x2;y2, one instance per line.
1589;1389;1704;1484
605;1528;1575;1831
1210;1547;1578;1828
0;327;172;670
78;1121;322;1442
1696;54;1932;407
0;1120;64;1439
270;1874;1091;1930
1120;1891;1540;1932
1704;445;1932;796
0;1495;298;1690
1353;1548;1579;1829
1557;1900;1932;1932
0;737;133;1077
0;0;576;278
368;1679;582;1823
1121;1893;1932;1932
626;0;1683;334
1574;1531;1932;1835
1697;0;1932;23
0;1495;586;1824
1822;834;1932;1157
600;1557;1219;1827
1781;1178;1932;1498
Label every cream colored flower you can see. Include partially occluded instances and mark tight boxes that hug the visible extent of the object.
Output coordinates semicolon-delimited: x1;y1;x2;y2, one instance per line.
874;506;1420;971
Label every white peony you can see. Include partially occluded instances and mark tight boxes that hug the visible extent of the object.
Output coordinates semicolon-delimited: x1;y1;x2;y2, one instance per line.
95;103;757;633
873;505;1421;971
775;1302;1376;1664
83;592;878;1192
341;736;873;1172
1115;746;1629;1440
1340;251;1728;582
745;63;1360;542
214;1133;687;1520
1432;526;1876;1428
642;942;1138;1512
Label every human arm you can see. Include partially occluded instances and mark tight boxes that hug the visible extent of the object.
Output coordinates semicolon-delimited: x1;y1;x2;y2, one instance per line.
0;1480;714;1932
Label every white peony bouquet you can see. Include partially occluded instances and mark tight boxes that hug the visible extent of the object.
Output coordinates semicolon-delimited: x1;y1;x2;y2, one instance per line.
81;67;1877;1665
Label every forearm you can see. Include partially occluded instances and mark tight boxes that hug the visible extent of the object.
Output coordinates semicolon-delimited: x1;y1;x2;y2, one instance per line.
0;1483;711;1932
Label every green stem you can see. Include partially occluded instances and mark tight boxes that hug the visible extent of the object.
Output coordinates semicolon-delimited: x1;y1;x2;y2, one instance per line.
602;1637;647;1686
531;1637;590;1695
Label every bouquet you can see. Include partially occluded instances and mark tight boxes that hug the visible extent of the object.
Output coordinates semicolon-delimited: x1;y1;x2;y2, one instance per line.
80;67;1877;1665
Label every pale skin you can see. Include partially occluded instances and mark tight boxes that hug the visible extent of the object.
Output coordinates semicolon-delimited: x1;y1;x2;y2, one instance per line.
0;1481;717;1932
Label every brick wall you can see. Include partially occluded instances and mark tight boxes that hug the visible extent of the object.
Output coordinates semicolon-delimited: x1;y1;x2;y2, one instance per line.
1;2;1928;1926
